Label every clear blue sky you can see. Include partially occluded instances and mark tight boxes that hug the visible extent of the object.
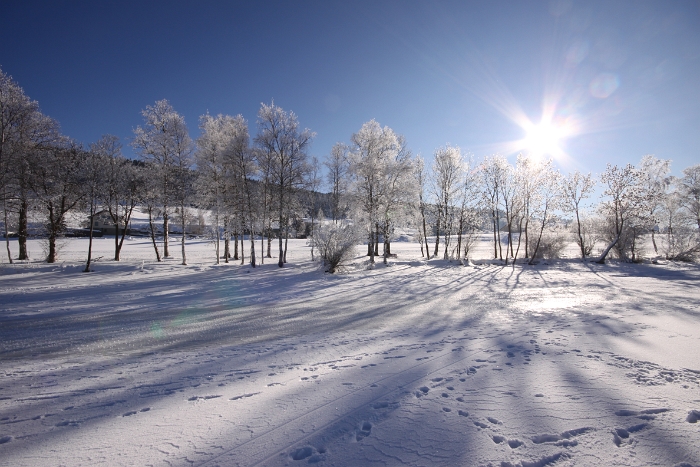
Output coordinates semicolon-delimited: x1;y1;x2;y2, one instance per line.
2;0;699;182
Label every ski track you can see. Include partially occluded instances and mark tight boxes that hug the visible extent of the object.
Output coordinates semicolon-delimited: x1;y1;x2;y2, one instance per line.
0;238;699;466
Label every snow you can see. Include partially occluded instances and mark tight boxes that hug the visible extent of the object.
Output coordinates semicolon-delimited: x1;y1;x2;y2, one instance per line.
1;236;699;467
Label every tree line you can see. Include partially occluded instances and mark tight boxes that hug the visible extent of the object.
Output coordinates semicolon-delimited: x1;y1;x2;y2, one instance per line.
1;67;699;271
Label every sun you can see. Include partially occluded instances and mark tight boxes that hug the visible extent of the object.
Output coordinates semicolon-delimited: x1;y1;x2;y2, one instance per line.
523;120;565;157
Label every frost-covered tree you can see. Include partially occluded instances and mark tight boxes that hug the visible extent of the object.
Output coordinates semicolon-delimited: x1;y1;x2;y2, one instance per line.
414;156;432;258
455;157;480;261
480;155;508;260
255;102;314;267
638;155;671;254
325;142;350;224
197;114;253;265
561;170;596;258
93;135;141;261
527;161;561;264
132;100;193;261
29;140;85;263
678;164;700;231
347;120;407;265
431;145;464;260
596;163;653;264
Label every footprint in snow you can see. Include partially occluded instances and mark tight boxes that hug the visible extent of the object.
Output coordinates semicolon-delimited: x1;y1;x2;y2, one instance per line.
532;427;593;444
230;392;260;401
687;410;700;423
0;436;12;444
487;417;501;425
458;410;469;417
356;421;372;441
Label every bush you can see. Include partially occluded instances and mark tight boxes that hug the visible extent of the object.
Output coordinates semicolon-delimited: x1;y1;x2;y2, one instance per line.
310;222;360;273
530;230;567;260
660;228;700;262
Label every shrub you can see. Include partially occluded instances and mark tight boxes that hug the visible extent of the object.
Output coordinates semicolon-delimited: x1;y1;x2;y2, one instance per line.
310;222;360;273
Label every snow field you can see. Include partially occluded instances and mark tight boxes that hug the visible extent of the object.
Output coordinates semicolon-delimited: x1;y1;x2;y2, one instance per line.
0;237;699;466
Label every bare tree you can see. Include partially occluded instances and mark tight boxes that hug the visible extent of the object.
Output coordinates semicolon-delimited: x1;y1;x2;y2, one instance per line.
93;135;141;261
639;155;671;254
414;156;432;258
480;155;508;260
347;120;401;265
431;145;464;260
678;164;700;231
596;164;652;264
29;140;85;263
527;162;561;264
561;170;596;259
254;102;314;267
325;142;349;224
132;100;192;260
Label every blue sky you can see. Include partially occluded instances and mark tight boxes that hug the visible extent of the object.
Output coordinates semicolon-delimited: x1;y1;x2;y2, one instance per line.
2;0;699;182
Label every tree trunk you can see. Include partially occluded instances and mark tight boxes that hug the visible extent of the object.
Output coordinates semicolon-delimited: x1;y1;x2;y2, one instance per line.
147;206;161;262
84;200;96;272
433;215;440;257
233;232;239;260
575;209;585;259
249;221;256;267
266;224;272;258
239;230;245;265
18;198;28;260
3;195;12;264
163;208;169;258
278;214;285;267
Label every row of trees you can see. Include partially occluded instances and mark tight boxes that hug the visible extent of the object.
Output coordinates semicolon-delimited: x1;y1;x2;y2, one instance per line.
2;67;699;270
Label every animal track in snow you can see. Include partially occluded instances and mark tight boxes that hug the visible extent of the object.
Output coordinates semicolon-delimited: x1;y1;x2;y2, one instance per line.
188;395;221;401
500;451;569;467
230;392;260;401
531;427;593;444
687;410;700;423
356;421;372;441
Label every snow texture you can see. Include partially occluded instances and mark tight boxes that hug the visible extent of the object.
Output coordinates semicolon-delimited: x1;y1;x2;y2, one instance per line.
0;236;699;466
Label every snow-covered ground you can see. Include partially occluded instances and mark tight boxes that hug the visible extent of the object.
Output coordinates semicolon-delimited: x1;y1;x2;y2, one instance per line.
1;236;699;467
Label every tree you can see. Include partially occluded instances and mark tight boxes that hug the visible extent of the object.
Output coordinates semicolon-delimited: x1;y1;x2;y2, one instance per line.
455;156;480;261
0;68;40;263
596;164;652;264
82;143;106;272
414;156;432;258
561;170;596;258
347;120;402;265
638;155;672;254
93;135;141;261
325;142;350;224
29;140;85;263
197;114;252;265
431;145;464;259
678;164;700;231
480;155;508;260
132;100;192;261
527;161;561;264
254;102;314;267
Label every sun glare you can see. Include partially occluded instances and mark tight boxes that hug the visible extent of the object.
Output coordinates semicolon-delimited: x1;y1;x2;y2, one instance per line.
521;117;572;159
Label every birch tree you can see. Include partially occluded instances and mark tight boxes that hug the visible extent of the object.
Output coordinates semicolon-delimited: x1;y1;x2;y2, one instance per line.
431;145;464;259
561;170;596;258
254;102;314;267
596;164;652;264
132;100;192;260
